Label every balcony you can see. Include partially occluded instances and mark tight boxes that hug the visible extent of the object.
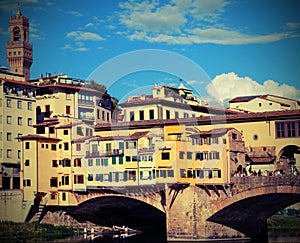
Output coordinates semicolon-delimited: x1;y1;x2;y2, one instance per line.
138;145;155;154
86;149;124;158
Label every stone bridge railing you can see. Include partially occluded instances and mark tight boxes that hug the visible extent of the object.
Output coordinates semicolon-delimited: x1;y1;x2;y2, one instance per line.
230;175;300;194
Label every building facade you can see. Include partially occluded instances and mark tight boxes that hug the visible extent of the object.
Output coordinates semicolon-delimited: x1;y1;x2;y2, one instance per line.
119;83;233;122
229;94;300;113
0;71;36;189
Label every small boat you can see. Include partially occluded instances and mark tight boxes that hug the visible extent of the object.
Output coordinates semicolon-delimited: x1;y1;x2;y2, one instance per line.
102;225;142;238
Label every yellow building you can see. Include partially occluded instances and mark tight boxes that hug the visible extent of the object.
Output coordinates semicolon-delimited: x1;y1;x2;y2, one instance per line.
0;71;36;189
229;94;300;112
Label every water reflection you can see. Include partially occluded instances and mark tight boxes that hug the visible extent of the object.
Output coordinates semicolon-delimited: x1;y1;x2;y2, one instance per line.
67;233;300;243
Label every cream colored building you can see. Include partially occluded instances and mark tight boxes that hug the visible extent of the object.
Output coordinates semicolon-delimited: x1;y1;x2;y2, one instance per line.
119;83;233;122
30;74;112;125
229;94;300;113
0;71;36;189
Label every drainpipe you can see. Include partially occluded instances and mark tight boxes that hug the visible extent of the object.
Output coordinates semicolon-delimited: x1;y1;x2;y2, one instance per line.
36;140;39;198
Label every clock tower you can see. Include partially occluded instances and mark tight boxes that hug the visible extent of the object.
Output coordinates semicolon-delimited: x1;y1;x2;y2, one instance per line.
6;3;33;81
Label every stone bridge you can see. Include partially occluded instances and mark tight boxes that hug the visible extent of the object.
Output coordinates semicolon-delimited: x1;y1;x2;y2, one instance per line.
42;176;300;241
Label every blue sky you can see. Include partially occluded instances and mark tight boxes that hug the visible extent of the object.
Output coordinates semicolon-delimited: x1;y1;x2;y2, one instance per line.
0;0;299;104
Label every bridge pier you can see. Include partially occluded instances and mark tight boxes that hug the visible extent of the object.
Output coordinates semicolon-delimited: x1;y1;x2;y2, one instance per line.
166;185;246;241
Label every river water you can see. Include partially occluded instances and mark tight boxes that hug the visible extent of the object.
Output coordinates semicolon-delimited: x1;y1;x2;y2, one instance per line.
61;232;300;243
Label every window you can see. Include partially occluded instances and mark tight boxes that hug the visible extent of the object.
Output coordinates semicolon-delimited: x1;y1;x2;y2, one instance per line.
61;175;69;185
62;192;66;201
60;159;71;167
17;101;22;109
23;179;31;187
25;160;30;166
196;152;203;160
166;110;170;119
119;157;123;164
184;113;189;118
51;144;57;151
63;130;68;135
107;113;110;122
18;117;22;125
52;160;58;167
179;151;185;159
126;141;136;149
6;99;11;107
27;102;32;110
130;111;134;121
66;105;71;114
7;116;12;124
49;127;55;134
259;102;262;107
7;132;12;141
187;152;193;160
88;159;93;166
139;110;144;120
28;118;32;126
287;123;296;137
126;156;131;162
74;158;81;167
175;111;179;119
102;111;105;121
74;175;84;184
50;178;58;187
64;142;69;150
76;144;81;151
25;142;30;149
161;152;170;160
232;133;237;140
77;127;83;136
149;109;154;120
18;150;21;159
88;174;93;181
112;157;116;165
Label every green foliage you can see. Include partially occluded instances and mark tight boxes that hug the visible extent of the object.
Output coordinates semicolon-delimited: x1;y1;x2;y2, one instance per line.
86;80;106;93
0;221;79;241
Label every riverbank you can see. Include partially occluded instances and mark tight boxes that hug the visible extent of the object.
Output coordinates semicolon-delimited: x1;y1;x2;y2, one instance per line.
0;221;82;242
268;215;300;238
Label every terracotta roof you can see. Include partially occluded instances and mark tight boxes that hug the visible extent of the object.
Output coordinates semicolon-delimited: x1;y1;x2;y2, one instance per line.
95;109;300;131
72;136;94;143
17;134;61;142
1;77;37;87
128;131;148;140
95;135;130;141
33;121;59;127
37;83;103;94
247;155;276;164
229;95;266;103
190;128;235;137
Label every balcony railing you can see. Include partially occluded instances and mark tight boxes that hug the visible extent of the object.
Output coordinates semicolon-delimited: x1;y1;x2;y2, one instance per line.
86;149;124;157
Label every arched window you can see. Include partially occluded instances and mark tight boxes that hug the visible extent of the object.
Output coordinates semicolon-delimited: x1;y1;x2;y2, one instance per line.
13;27;21;41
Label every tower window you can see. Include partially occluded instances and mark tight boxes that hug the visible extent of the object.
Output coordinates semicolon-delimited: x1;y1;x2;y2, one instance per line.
13;27;21;41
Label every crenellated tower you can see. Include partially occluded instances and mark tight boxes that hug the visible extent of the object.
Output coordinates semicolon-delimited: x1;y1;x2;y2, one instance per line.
6;3;33;81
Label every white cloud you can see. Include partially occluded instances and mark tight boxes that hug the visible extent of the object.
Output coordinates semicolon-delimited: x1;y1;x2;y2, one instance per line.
84;23;94;28
286;22;300;29
117;0;295;45
75;47;89;52
205;72;300;103
66;10;83;17
66;31;105;41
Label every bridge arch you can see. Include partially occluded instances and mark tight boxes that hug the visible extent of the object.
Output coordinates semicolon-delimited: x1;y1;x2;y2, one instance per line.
277;144;300;173
207;184;300;240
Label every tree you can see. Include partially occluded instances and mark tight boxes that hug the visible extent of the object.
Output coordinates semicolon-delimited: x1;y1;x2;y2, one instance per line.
86;80;106;93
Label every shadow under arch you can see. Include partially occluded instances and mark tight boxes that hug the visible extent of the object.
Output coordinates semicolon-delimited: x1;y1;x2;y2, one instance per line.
207;191;300;241
65;195;166;233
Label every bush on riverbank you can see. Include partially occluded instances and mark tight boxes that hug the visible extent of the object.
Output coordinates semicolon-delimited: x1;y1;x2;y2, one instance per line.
0;221;80;241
